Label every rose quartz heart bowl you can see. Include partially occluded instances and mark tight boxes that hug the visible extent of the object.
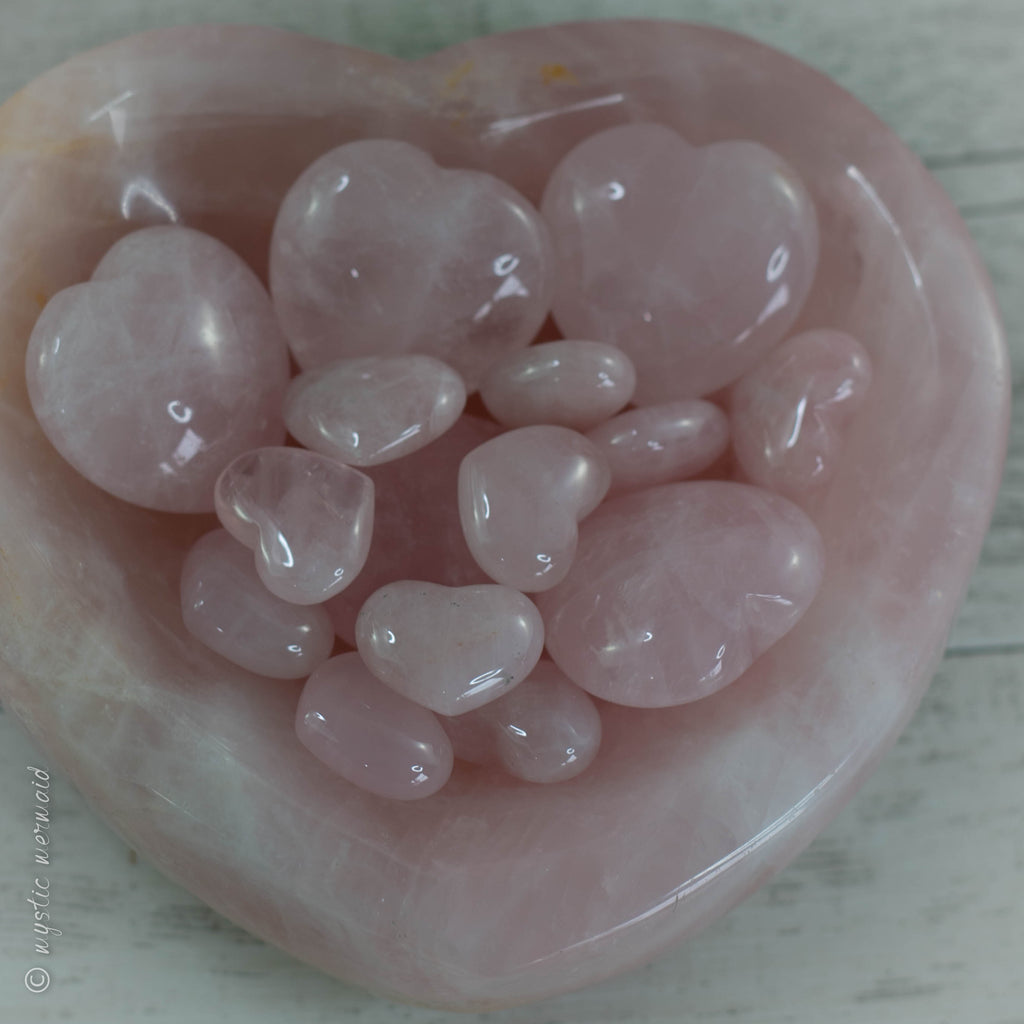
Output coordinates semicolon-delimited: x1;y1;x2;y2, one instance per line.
0;20;1009;1011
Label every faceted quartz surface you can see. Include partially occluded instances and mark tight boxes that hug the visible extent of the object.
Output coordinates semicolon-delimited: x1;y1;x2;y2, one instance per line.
542;123;820;403
355;581;544;716
458;425;611;592
180;529;335;679
214;446;374;605
296;652;454;801
284;355;466;467
24;226;290;512
0;21;1010;1013
270;138;555;388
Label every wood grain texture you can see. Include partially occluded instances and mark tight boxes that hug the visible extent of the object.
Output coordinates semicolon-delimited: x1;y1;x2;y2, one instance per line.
1;0;1021;1021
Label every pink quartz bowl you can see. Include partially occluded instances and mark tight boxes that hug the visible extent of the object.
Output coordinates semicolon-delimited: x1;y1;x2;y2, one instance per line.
0;21;1010;1010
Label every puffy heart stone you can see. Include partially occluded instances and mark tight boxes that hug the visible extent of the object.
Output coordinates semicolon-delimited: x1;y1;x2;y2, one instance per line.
283;355;466;467
355;581;544;716
213;446;374;605
270;138;554;388
439;660;603;783
535;481;826;707
24;225;291;512
730;328;873;498
541;122;820;403
0;21;1009;1013
458;425;611;592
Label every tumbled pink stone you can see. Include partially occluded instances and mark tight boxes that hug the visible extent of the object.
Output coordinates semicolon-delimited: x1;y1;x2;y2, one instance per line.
326;415;499;645
731;329;873;498
180;529;335;679
214;446;373;606
296;652;453;801
270;139;554;388
478;340;636;430
356;581;544;716
535;481;825;707
25;226;289;512
586;399;731;492
458;425;611;593
439;661;602;783
541;123;819;403
284;355;466;467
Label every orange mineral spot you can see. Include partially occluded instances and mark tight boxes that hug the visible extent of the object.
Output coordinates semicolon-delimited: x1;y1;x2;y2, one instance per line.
541;63;576;85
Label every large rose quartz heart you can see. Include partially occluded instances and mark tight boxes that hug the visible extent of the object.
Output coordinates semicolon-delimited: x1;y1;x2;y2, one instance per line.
0;21;1009;1012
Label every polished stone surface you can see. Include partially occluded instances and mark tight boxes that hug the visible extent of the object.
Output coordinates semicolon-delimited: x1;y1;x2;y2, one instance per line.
478;339;635;430
356;581;544;715
214;446;374;605
180;529;335;679
439;660;602;783
730;329;873;498
25;225;290;512
270;139;554;388
296;652;453;801
0;20;1009;1013
536;481;825;706
284;355;466;467
458;425;610;592
586;399;731;492
542;123;820;403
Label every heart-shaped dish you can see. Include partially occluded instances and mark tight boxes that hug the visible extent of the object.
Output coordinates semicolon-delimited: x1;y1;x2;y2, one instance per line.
0;20;1009;1011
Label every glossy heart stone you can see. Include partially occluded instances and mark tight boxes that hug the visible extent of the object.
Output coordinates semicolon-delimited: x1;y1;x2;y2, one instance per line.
270;138;554;388
541;122;820;403
0;21;1009;1013
24;225;290;512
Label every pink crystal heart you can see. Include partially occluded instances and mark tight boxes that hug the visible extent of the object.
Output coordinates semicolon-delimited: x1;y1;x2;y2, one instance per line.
0;21;1009;1012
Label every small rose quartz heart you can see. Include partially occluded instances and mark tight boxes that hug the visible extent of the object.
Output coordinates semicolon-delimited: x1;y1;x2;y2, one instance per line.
355;581;544;716
458;425;611;592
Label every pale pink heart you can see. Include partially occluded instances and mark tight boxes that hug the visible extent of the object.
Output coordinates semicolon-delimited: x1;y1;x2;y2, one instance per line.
180;528;335;679
730;328;873;498
283;355;466;467
478;339;636;430
535;481;826;707
458;425;611;592
586;399;731;492
296;652;454;801
270;138;554;388
326;415;498;645
541;122;820;403
355;581;544;716
214;446;373;605
0;22;1008;1012
24;225;290;512
439;660;603;783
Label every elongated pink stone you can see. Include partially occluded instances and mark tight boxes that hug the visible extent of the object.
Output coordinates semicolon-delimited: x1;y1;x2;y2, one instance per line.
479;340;635;430
541;123;819;403
586;399;731;492
458;425;611;593
284;355;466;467
296;652;453;801
214;446;373;605
731;329;873;498
355;581;544;716
439;661;602;783
535;481;825;707
180;529;335;679
270;139;554;388
326;416;499;645
25;226;290;512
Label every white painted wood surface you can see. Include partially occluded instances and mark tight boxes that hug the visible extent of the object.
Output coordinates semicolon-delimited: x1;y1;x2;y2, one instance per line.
1;1;1021;1020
